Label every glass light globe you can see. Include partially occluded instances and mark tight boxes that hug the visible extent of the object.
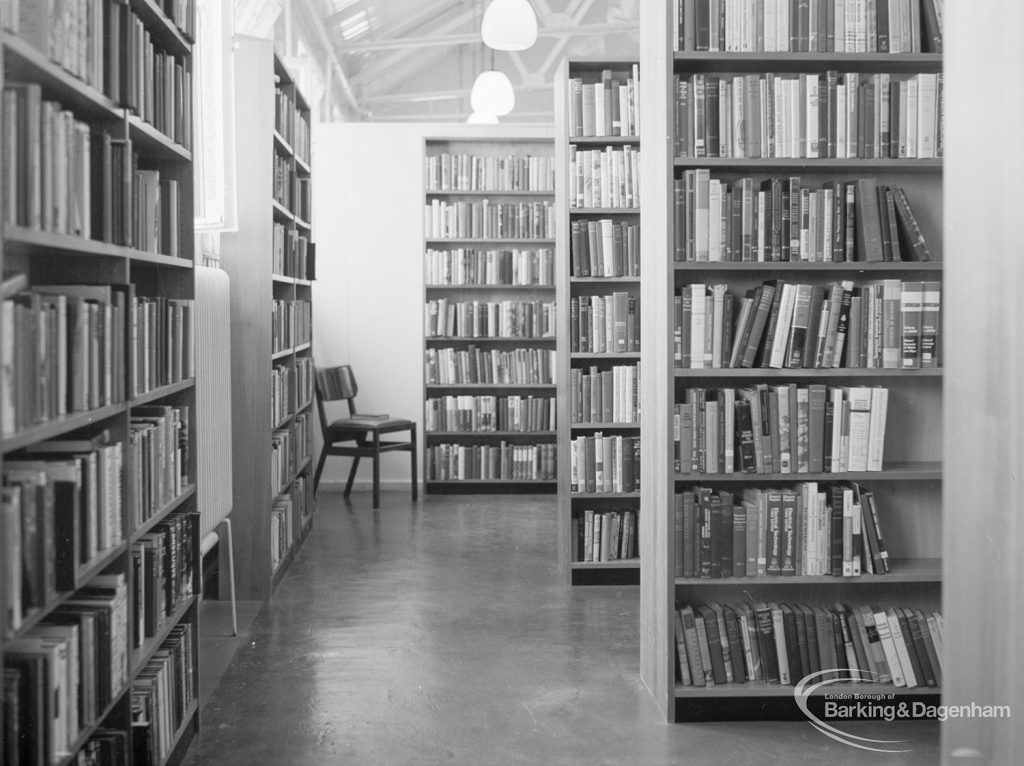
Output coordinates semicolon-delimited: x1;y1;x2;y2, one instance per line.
481;0;538;51
470;70;515;116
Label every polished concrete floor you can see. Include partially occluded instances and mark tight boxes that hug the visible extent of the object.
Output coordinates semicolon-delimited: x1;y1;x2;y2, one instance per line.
182;491;939;766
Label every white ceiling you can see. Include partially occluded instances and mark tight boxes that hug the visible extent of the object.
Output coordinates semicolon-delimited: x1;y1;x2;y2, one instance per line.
317;0;639;122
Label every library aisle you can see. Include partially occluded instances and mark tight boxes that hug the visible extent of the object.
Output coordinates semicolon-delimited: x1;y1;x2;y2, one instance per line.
183;492;939;765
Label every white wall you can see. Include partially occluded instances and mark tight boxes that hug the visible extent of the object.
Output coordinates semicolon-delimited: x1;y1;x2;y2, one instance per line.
312;122;554;490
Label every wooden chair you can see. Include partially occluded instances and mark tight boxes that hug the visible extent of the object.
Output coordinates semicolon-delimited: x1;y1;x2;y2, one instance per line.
313;365;417;509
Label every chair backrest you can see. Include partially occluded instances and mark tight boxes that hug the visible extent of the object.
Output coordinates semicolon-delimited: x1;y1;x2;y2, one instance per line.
315;366;359;435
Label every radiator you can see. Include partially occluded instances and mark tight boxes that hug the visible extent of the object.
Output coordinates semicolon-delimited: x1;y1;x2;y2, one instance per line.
195;265;233;539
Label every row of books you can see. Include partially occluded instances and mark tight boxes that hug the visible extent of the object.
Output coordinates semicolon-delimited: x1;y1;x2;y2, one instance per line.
675;601;943;689
12;1;194;147
1;284;126;435
570;434;641;494
675;482;891;579
270;413;312;498
566;65;641;138
425;442;557;482
425;247;556;287
674;173;931;262
425;153;555;192
296;176;311;224
3;573;129;766
270;494;294;573
424;299;556;340
271;298;312;353
272;224;312;279
132;295;195;396
424;395;555;433
271;364;293;427
3;438;124;628
572;509;639;563
274;83;310;164
570;219;641;279
130;405;190;527
292;474;314;526
568;146;641;209
131;622;197;766
676;384;889;475
295;358;314;409
425;347;556;386
569;364;641;425
131;512;196;646
424;200;556;241
676;279;940;370
672;0;943;53
675;71;942;160
273;151;296;212
570;293;640;354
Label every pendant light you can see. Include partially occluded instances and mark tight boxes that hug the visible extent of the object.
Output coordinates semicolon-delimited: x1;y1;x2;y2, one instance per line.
481;0;538;51
469;48;515;117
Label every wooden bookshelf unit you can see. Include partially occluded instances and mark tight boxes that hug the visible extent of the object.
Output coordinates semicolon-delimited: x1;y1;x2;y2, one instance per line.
222;39;316;600
639;2;944;721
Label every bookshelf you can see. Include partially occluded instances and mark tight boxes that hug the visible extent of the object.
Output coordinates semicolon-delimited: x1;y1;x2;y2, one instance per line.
221;39;315;600
555;59;643;585
422;137;557;493
1;2;199;763
639;2;943;721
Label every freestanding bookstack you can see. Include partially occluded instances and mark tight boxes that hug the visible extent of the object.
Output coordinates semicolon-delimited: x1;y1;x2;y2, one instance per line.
1;1;200;763
555;59;643;585
422;136;558;493
221;38;316;601
639;1;944;721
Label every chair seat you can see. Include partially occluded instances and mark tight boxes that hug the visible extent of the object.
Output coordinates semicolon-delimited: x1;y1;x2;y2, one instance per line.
327;416;415;440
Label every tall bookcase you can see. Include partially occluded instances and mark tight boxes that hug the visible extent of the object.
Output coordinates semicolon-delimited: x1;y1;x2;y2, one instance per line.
1;1;200;763
222;38;316;601
639;3;943;721
422;137;558;494
555;60;643;585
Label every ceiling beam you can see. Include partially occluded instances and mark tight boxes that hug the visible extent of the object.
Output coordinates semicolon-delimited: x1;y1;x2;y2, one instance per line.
360;82;553;105
334;22;639;53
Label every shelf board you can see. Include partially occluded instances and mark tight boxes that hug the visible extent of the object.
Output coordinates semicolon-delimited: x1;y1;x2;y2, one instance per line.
3;226;191;266
131;379;195;406
55;683;130;766
425;383;556;390
133;485;197;541
272;274;296;284
571;352;642;360
674;680;941;699
160;699;200;766
675;558;942;585
272;198;295;221
569;135;640;145
425;238;557;246
295;216;312;230
130;596;196;679
2;403;126;453
571;491;641;499
273;412;295;430
673;260;942;272
295;155;312;175
570;276;641;284
571;558;640;570
132;0;192;54
294;277;313;286
426;336;556;344
1;33;121;121
128;115;192;163
672;51;944;72
674;157;942;172
74;541;131;589
273;129;294;158
425;189;555;197
295;341;312;353
425;478;557;485
425;431;557;438
674;367;942;379
570;207;641;215
425;283;556;291
674;461;942;482
570;422;641;430
272;347;293;361
277;456;313;497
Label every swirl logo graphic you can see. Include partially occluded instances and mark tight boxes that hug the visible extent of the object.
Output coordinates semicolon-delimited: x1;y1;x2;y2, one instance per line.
794;669;911;753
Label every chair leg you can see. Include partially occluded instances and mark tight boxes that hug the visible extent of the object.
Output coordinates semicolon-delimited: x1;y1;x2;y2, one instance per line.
372;431;381;509
410;424;418;501
314;449;327;495
344;455;360;497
